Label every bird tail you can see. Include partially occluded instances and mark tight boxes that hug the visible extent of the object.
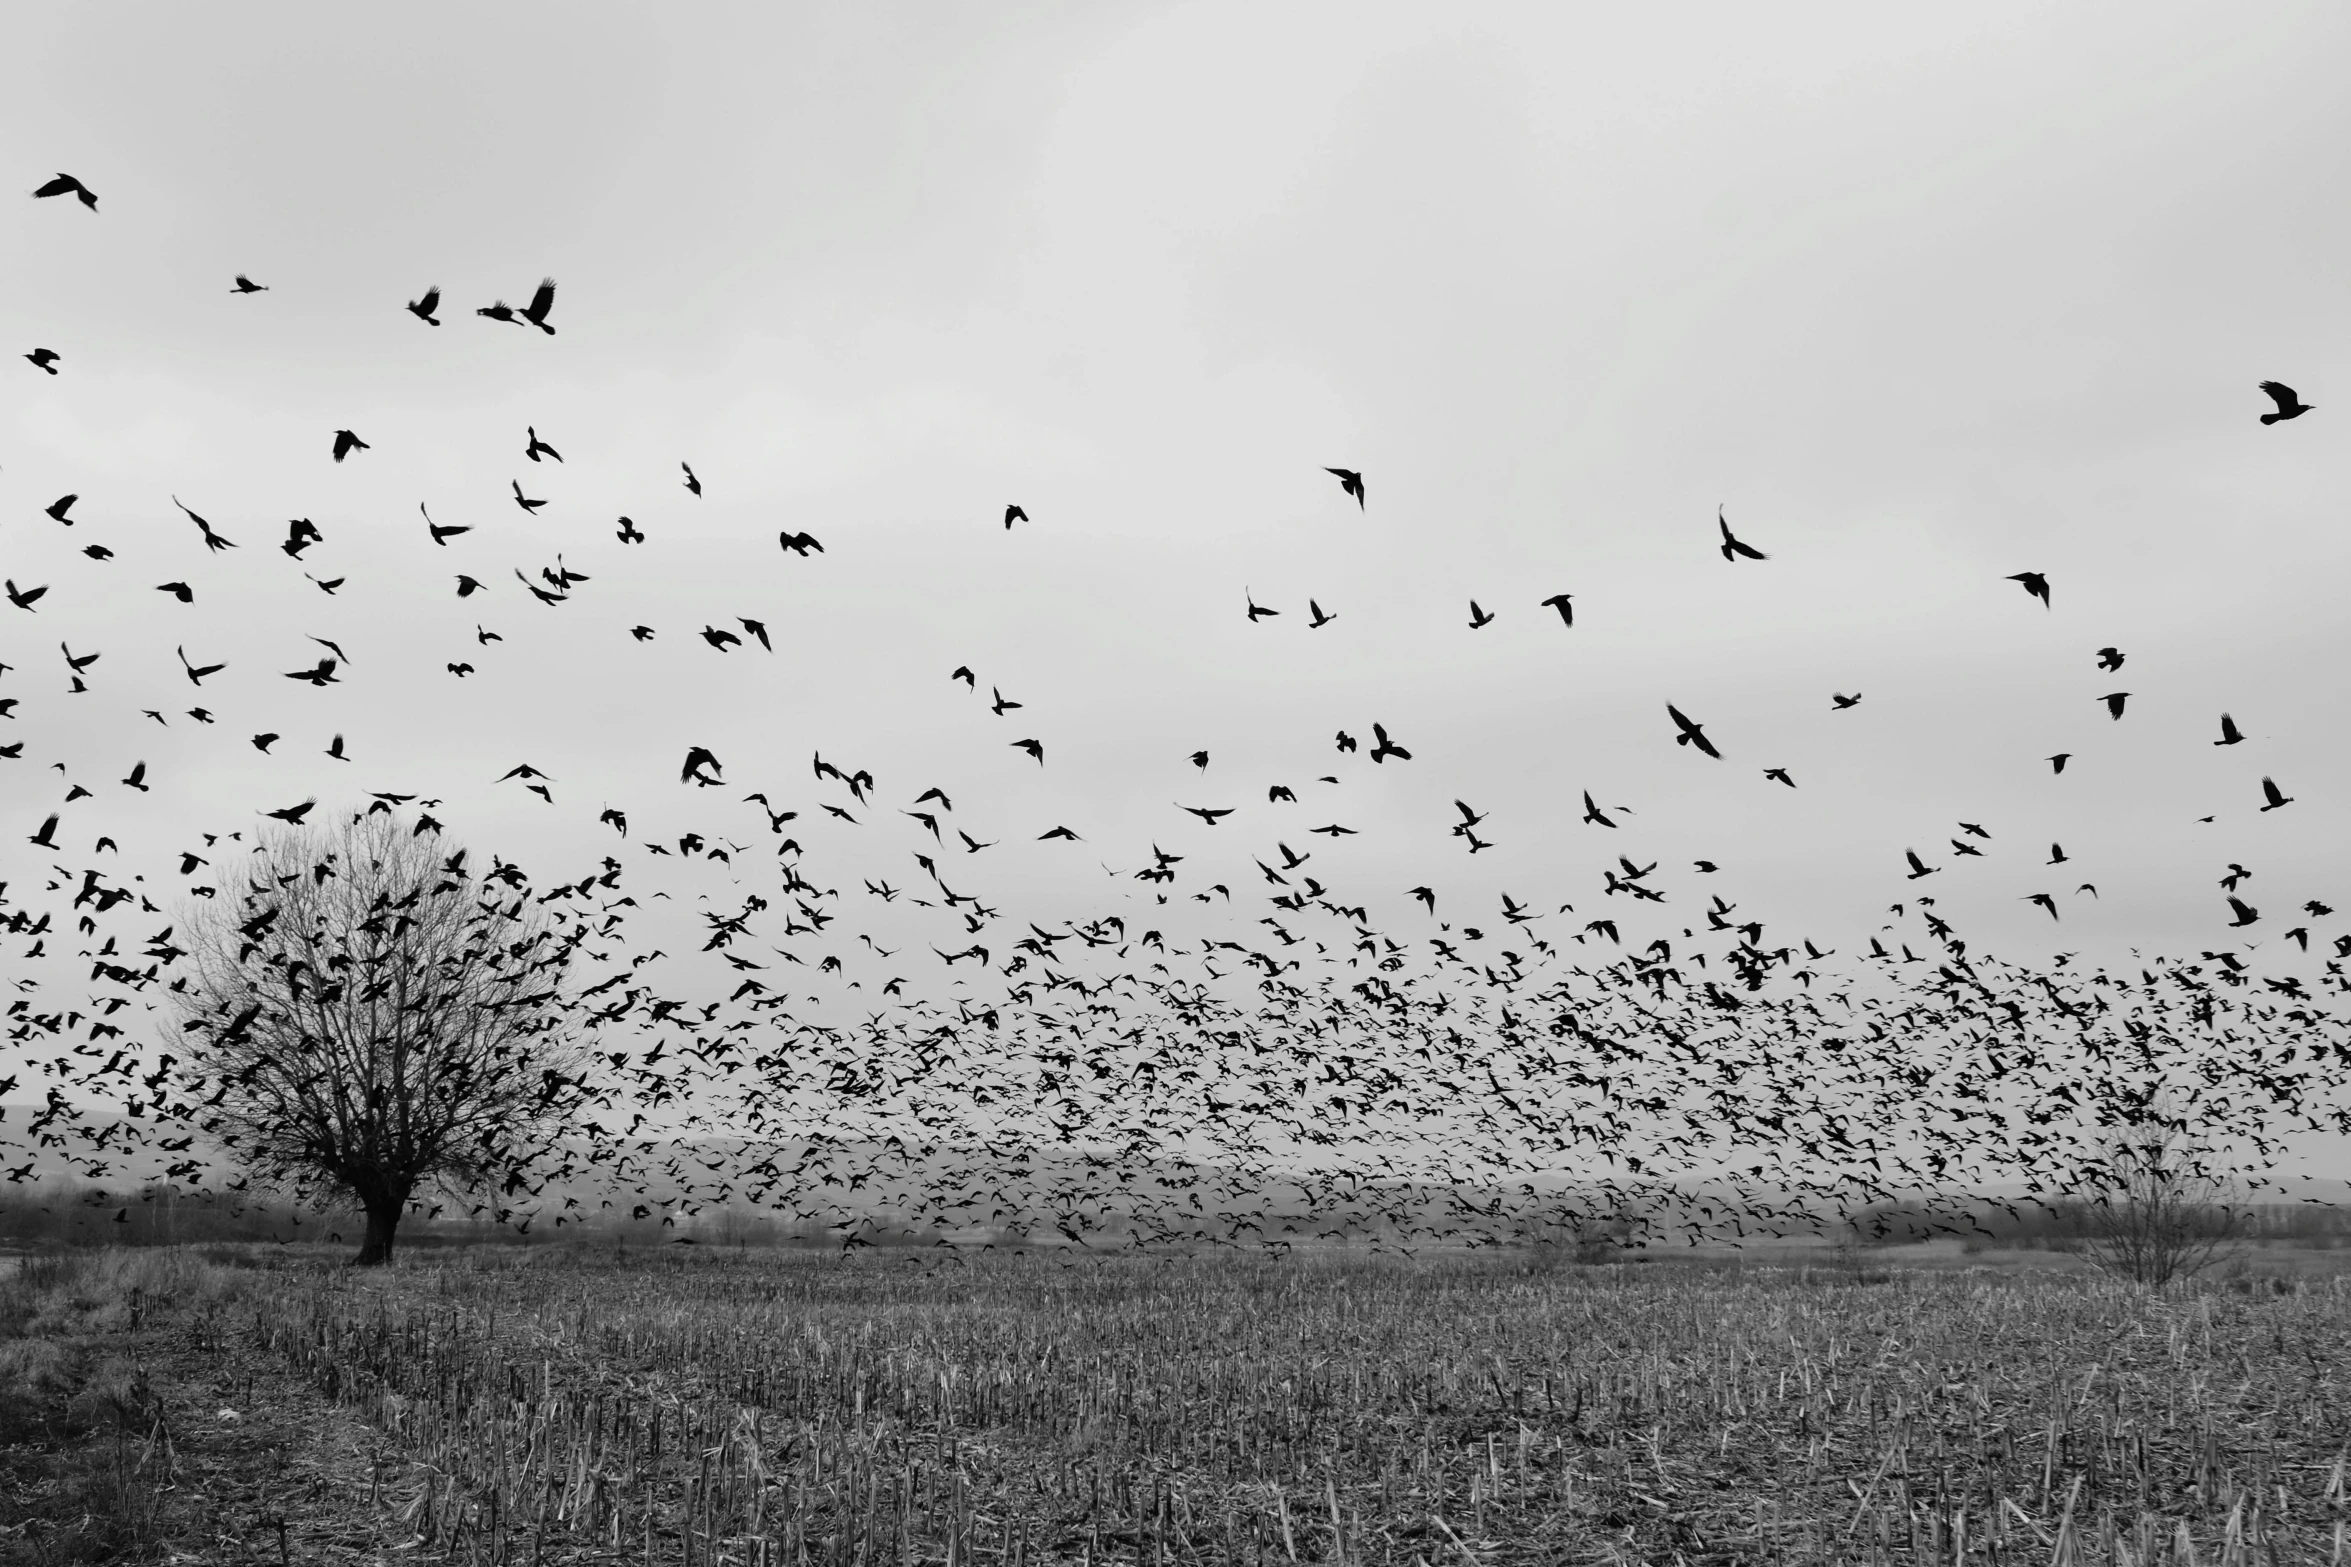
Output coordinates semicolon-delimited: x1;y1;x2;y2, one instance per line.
2260;412;2280;425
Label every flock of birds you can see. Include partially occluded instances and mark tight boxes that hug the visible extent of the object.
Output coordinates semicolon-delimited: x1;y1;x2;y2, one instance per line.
4;167;2347;1253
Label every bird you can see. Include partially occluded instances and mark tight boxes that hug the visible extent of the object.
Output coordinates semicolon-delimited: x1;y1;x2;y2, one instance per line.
1408;886;1435;914
406;286;442;325
1011;739;1044;764
1903;849;1938;880
2048;754;2071;775
172;497;236;552
2226;896;2260;928
2048;844;2068;865
617;517;645;544
32;173;97;210
455;575;485;597
2258;382;2311;424
778;531;824;556
281;518;322;557
4;580;48;611
423;505;470;546
1666;705;1722;760
2025;893;2058;920
44;494;76;524
2099;692;2129;721
739;618;772;651
1831;693;1861;710
476;298;517;323
2096;647;2125;672
251;733;279;753
1716;507;1767;562
1581;792;1616;829
512;480;546;514
25;349;60;375
1004;504;1027;530
681;748;724;786
2259;777;2293;812
265;799;318;825
519;278;558;335
283;658;339;687
157;582;194;604
176;647;225;686
1368;724;1411;764
1178;805;1234;826
1308;600;1336;628
682;463;701;496
524;427;562;463
1191;751;1209;772
700;626;742;652
1467;600;1495;629
1532;593;1576;628
231;274;267;294
1245;590;1279;622
990;688;1021;716
2008;572;2051;608
325;734;348;762
1763;768;1795;788
2214;713;2244;746
26;813;58;848
331;429;369;463
1325;468;1365;508
1038;826;1082;842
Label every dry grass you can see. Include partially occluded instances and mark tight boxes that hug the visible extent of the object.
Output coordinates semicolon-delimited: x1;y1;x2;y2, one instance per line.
223;1244;2351;1565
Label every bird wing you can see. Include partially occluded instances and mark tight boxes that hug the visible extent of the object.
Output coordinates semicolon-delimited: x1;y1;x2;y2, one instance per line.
2260;381;2297;412
526;277;556;320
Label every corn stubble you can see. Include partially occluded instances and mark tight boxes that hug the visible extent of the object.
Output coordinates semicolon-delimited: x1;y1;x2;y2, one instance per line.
246;1249;2351;1564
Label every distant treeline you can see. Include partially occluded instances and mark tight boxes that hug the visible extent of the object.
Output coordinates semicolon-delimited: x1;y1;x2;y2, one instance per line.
1844;1197;2351;1249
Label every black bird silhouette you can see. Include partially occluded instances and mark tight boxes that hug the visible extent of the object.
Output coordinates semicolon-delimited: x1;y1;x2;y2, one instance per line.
1539;593;1573;626
283;657;339;687
2226;896;2260;927
1904;849;1938;880
2258;382;2311;424
1179;805;1234;825
2048;753;2071;774
1368;723;1411;764
2099;692;2129;720
282;518;322;557
32;173;97;209
1763;768;1795;788
455;575;485;597
1717;507;1766;562
307;573;342;595
990;687;1021;716
265;798;318;825
176;646;225;686
45;494;76;523
26;349;60;374
251;733;279;752
2009;572;2051;608
231;274;267;293
1191;751;1209;772
700;625;742;651
2214;713;2244;746
740;618;772;652
331;429;369;463
172;497;236;552
477;298;517;324
2025;893;2058;919
1467;600;1495;629
2259;776;2293;812
1038;826;1081;842
4;579;48;610
778;531;824;556
1011;738;1044;764
525;426;562;463
951;666;976;688
682;462;701;496
520;277;558;335
27;813;59;848
157;582;194;603
1581;791;1617;828
1245;590;1278;622
1004;504;1027;530
1325;467;1367;508
617;516;644;543
1831;692;1861;710
2096;647;2125;671
511;480;546;514
1307;600;1336;628
406;285;441;325
1666;705;1722;759
423;504;470;546
681;748;724;786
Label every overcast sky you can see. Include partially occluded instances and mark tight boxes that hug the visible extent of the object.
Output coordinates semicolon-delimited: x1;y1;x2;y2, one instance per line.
6;3;2349;1192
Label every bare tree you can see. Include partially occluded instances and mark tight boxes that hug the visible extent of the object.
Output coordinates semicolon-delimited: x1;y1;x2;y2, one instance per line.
2069;1102;2248;1288
170;810;594;1265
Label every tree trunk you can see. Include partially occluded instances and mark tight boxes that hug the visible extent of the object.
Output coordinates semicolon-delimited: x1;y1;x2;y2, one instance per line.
354;1192;404;1266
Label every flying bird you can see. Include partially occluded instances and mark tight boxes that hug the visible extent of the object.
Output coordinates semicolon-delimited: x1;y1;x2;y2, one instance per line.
32;173;97;209
2048;754;2071;775
423;504;470;546
231;274;267;294
157;582;193;603
2226;896;2260;927
1716;507;1766;562
406;286;441;325
1325;468;1365;508
2099;692;2129;721
1467;600;1495;629
265;799;318;825
778;531;824;556
681;747;724;786
1581;791;1617;829
2008;572;2051;608
1011;738;1044;764
44;494;76;524
25;349;60;374
1307;600;1336;628
511;480;546;514
1763;768;1795;788
682;463;701;496
2025;893;2058;920
331;429;369;463
1666;705;1722;759
1368;723;1411;764
1245;590;1279;623
172;496;236;552
2214;713;2244;746
4;580;47;611
1004;504;1027;530
2096;647;2125;672
2258;381;2311;424
1831;693;1861;710
1540;593;1573;626
524;427;562;463
1904;849;1938;880
2259;777;2293;812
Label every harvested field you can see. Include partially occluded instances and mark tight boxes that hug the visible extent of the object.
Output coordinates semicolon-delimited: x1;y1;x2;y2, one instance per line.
7;1244;2351;1563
